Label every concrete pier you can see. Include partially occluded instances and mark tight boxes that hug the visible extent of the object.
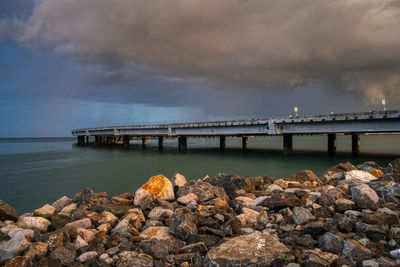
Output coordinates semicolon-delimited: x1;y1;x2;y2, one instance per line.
220;136;226;150
328;134;337;155
123;135;130;148
352;133;360;155
142;137;147;148
283;134;293;154
158;137;164;150
73;110;400;154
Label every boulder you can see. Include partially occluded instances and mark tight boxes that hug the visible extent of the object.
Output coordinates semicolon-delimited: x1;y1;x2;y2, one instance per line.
376;183;400;204
362;259;379;267
335;198;355;213
50;214;72;229
24;242;48;260
34;204;56;218
287;170;322;184
351;184;379;210
0;229;34;263
76;188;98;206
133;189;151;207
98;211;118;226
302;248;339;266
0;200;19;222
135;175;174;202
58;203;77;217
318;232;344;254
49;247;76;265
169;207;197;240
261;191;301;210
139;239;169;259
148;207;173;221
203;231;294;266
292;207;314;225
321;162;357;185
177;193;198;205
345;170;377;183
65;218;91;229
17;217;51;233
342;240;373;263
241;207;259;225
51;196;71;212
177;180;222;203
173;173;187;188
210;173;254;198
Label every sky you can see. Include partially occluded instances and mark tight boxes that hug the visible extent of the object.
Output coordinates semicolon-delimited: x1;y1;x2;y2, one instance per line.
0;0;399;137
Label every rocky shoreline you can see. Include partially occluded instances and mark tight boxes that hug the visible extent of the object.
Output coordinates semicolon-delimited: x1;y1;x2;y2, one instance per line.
1;159;400;266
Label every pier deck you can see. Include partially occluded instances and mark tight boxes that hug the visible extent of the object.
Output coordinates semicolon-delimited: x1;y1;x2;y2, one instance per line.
72;110;400;154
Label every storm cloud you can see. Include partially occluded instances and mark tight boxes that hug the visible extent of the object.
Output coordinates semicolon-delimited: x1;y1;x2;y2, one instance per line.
13;0;400;108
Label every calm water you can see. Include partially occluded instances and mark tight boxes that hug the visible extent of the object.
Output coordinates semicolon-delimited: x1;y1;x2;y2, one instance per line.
0;135;399;213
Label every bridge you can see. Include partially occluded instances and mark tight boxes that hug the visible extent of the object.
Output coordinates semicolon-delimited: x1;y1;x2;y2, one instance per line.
72;110;400;154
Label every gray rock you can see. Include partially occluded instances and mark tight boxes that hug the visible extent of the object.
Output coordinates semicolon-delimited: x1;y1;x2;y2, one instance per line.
169;207;197;240
0;200;19;222
0;229;34;263
177;180;224;202
376;183;400;204
362;259;379;267
318;232;344;254
351;184;379;210
52;196;71;212
76;187;98;206
342;240;373;263
321;162;357;185
203;231;294;266
302;248;339;266
210;173;253;198
335;198;355;213
139;239;169;259
77;251;97;263
292;207;314;225
49;247;76;266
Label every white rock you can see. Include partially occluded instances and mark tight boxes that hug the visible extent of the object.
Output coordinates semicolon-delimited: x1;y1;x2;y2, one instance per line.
58;203;77;217
0;228;33;262
52;196;71;212
34;204;56;217
99;253;109;261
17;217;51;233
65;218;92;229
177;193;198;205
133;188;151;206
267;185;283;192
77;251;97;263
173;173;187;187
345;170;377;183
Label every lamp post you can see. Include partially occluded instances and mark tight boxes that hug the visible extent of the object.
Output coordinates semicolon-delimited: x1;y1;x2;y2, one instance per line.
294;106;298;117
382;99;387;111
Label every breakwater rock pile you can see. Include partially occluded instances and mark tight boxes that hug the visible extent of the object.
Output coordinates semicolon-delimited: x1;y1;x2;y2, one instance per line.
1;159;400;266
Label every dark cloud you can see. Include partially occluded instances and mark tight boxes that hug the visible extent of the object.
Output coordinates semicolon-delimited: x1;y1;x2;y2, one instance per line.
11;0;400;111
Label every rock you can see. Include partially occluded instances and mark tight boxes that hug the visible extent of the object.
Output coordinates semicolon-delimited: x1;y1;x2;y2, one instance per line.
241;207;259;225
58;203;77;217
139;239;169;259
266;185;283;193
287;170;322;184
4;256;32;267
77;251;97;263
356;223;387;243
136;175;175;201
335;198;355;213
345;170;377;183
115;208;145;230
34;204;56;218
0;200;19;222
99;211;119;227
210;173;253;198
292;207;314;225
50;214;72;229
318;232;344;254
177;193;198;205
377;207;399;225
173;173;187;188
51;196;71;212
177;180;220;203
342;240;373;263
321;162;357;185
261;191;301;210
77;188;98;206
133;189;151;207
235;196;254;207
65;218;91;229
362;259;379;267
77;228;97;243
302;248;339;266
351;184;379;210
148;207;173;221
17;217;51;233
24;242;48;260
111;196;131;205
0;229;34;263
203;231;294;266
376;183;400;204
97;223;111;233
169;207;197;240
177;242;208;254
49;247;76;266
377;256;398;266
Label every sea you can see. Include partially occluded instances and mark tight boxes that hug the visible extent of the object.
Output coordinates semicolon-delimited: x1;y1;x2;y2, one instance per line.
0;135;399;214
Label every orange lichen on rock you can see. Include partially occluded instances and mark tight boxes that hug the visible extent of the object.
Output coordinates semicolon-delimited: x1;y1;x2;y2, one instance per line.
140;175;174;200
371;169;384;178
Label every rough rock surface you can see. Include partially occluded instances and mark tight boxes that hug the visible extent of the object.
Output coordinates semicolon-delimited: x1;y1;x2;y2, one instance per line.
138;175;175;201
345;170;378;183
0;200;19;222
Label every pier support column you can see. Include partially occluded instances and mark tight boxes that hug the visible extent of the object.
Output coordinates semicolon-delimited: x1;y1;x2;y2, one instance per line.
220;136;226;150
283;134;293;154
85;136;89;145
328;134;337;155
178;136;187;151
123;135;130;148
352;134;360;155
95;136;99;145
142;137;147;148
158;137;164;150
77;136;84;145
242;136;248;150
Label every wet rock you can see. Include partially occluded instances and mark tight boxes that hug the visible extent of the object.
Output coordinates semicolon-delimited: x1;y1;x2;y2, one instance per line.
335;198;355;213
169;208;197;240
0;200;19;222
49;247;76;266
24;242;48;260
0;229;34;263
58;203;77;218
342;240;373;263
292;207;314;225
351;184;379;210
204;231;294;266
17;217;51;233
345;170;377;183
321;162;357;185
177;193;198;205
52;196;71;212
136;175;175;201
77;251;97;263
287;170;322;184
318;232;344;254
33;204;55;219
173;173;187;188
